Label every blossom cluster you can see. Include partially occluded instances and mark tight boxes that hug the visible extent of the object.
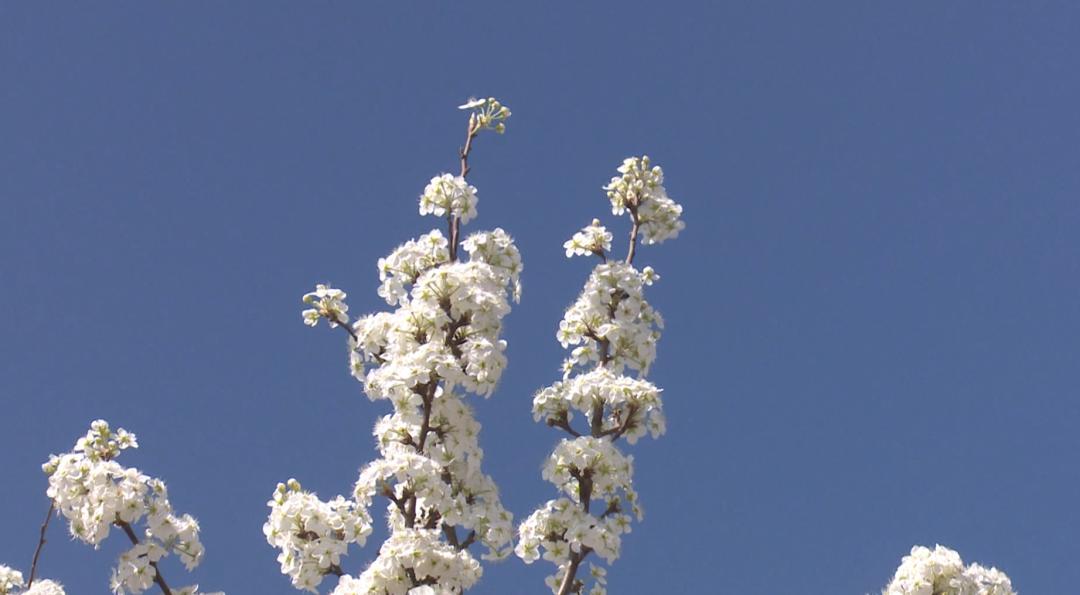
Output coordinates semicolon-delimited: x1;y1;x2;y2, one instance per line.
272;99;516;593
563;220;612;259
603;155;685;245
0;566;63;595
883;545;1015;595
419;175;478;225
556;263;664;377
40;421;220;595
264;480;373;591
518;157;683;595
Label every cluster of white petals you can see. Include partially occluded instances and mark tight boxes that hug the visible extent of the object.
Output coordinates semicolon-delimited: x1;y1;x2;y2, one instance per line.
263;480;373;592
603;155;685;245
563;220;612;259
279;99;516;593
303;285;350;327
377;231;451;306
519;156;680;595
329;530;482;595
40;421;219;595
462;228;523;303
419;174;478;225
883;545;1015;595
556;263;664;376
533;368;665;445
0;566;65;595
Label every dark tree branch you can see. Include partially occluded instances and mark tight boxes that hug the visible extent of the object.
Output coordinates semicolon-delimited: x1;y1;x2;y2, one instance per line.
26;501;54;588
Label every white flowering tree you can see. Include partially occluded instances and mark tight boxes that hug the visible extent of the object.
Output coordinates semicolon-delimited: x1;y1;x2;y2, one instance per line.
265;98;519;595
3;99;1020;595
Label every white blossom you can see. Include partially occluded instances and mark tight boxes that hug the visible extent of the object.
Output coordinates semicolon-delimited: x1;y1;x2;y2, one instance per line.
519;152;682;594
564;220;612;259
40;421;218;595
603;155;685;245
302;284;349;327
264;480;372;593
279;99;516;593
419;175;478;225
556;262;664;376
882;545;1016;595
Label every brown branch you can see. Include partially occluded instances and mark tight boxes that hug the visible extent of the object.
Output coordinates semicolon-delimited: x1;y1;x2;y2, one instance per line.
589;401;605;438
598;404;641;442
546;411;582;437
450;114;480;262
116;520;173;595
330;314;358;341
556;548;591;595
26;501;54;588
458;530;477;551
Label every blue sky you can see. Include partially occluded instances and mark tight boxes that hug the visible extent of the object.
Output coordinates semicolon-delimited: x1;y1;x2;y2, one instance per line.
2;3;1078;594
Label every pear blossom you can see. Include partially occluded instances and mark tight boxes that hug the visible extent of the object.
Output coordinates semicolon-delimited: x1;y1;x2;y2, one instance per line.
419;174;478;224
564;220;612;259
263;480;373;592
40;421;219;595
519;155;682;594
302;285;350;327
277;99;515;592
603;155;685;245
882;545;1016;595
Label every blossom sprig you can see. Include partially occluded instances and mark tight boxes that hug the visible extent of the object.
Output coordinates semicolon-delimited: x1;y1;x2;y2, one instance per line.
604;156;685;259
519;156;682;595
278;99;516;593
457;97;511;135
302;285;350;328
563;220;613;260
882;545;1015;595
419;175;479;226
263;480;373;592
41;421;221;595
0;566;64;595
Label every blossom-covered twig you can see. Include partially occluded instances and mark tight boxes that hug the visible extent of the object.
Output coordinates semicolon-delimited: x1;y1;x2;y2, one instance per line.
518;156;684;595
274;98;518;594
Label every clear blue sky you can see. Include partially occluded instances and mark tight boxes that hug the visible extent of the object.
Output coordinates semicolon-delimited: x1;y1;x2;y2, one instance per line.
2;3;1078;594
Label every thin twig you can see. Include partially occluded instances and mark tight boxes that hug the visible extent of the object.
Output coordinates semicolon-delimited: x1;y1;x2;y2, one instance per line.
450;116;479;262
26;501;54;587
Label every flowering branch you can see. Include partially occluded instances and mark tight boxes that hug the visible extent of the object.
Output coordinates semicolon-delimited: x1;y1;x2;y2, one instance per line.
518;155;684;595
274;97;518;594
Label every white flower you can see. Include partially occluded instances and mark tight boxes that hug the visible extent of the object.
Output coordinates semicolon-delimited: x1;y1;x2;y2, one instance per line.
882;545;1016;595
41;421;217;595
563;220;613;259
264;480;372;593
302;284;349;327
24;580;66;595
0;566;25;595
419;174;478;224
603;155;685;245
